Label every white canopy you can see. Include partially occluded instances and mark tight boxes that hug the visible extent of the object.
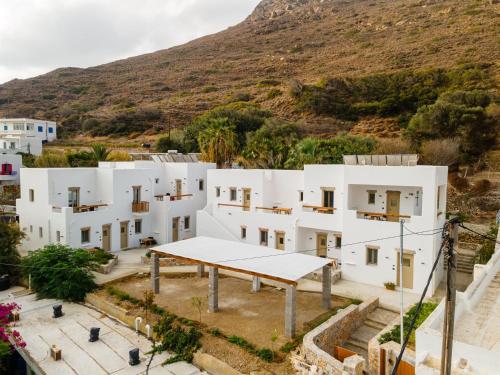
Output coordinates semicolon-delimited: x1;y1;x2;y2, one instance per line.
151;236;332;285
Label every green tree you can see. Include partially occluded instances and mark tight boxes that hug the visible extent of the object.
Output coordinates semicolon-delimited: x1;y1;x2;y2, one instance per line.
155;136;185;153
90;143;110;162
239;120;300;169
21;244;98;302
0;223;24;282
197;118;238;168
66;150;97;167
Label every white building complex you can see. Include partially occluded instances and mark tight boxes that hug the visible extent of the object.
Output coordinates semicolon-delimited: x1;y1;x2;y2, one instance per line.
197;158;448;296
0;118;57;156
0;153;22;186
17;159;215;252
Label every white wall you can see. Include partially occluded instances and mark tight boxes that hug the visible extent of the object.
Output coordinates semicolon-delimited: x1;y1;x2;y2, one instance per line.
0;153;22;185
0;119;57;142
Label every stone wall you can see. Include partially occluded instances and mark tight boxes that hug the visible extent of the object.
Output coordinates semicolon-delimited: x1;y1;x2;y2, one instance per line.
294;298;379;374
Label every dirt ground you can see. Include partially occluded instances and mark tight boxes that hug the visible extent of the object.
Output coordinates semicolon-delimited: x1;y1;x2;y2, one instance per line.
108;273;350;348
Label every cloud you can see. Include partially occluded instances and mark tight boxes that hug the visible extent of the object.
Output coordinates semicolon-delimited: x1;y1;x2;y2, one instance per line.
0;0;260;83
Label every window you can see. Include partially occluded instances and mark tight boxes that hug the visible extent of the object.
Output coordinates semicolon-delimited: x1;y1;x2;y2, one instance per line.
26;123;34;131
39;227;43;238
9;142;15;149
2;125;7;131
29;225;33;233
368;191;376;205
134;219;142;234
184;216;190;230
68;187;80;208
37;126;43;132
366;247;378;265
335;236;342;249
132;186;141;203
29;189;34;202
199;179;204;191
81;228;90;243
230;188;237;201
259;229;268;246
322;189;334;208
155;178;160;184
14;124;24;131
437;186;441;209
215;187;221;197
299;191;304;202
241;226;247;239
48;127;54;133
56;231;61;242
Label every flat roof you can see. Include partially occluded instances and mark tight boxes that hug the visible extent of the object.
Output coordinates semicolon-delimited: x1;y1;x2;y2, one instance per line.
7;292;202;375
151;236;332;285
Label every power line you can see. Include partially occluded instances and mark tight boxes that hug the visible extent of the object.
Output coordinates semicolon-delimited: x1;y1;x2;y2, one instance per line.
459;223;499;244
391;224;448;374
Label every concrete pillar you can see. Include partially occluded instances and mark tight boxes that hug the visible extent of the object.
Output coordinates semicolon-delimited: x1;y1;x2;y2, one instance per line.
322;265;332;309
208;267;219;312
285;284;296;338
252;276;261;292
197;264;205;277
151;252;159;294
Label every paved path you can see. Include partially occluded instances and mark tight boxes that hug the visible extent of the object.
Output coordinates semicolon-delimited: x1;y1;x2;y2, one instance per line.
98;249;421;311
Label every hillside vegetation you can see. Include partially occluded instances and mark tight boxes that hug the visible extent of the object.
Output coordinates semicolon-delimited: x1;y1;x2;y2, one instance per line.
0;0;498;142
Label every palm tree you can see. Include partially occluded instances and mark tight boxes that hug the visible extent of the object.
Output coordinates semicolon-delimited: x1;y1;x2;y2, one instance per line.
90;143;110;162
197;118;238;168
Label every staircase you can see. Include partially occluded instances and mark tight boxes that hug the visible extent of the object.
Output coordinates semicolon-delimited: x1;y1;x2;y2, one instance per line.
444;243;479;274
342;307;399;359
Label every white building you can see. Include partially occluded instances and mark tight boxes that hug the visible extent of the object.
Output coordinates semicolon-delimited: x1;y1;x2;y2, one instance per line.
0;118;57;143
0;153;22;186
17;160;215;252
0;134;43;155
197;161;448;296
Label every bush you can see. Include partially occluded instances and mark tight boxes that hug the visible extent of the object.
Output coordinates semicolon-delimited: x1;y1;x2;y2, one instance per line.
35;152;69;168
420;138;460;166
156;136;185;153
476;224;498;264
256;348;273;362
0;223;24;282
66;150;97;167
449;172;469;192
89;248;114;264
21;244;97;302
227;335;255;351
471;179;491;194
106;150;132;161
266;89;282;100
373;138;413;155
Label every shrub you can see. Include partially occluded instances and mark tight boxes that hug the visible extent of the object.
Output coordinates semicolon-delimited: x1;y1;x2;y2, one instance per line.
280;341;297;353
256;348;273;362
351;298;362;305
420;138;460;166
266;89;282;100
471;179;491;194
82;118;100;132
156;136;185;153
449;172;469;192
227;335;255;351
384;282;396;290
476;224;498;264
88;248;114;264
373;138;413;155
66;150;97;167
106;150;132;161
0;223;24;282
21;244;97;302
35;152;69;167
209;328;222;337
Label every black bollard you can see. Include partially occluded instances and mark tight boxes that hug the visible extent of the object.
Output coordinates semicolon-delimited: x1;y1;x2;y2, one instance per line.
53;304;63;318
89;327;100;342
129;348;140;366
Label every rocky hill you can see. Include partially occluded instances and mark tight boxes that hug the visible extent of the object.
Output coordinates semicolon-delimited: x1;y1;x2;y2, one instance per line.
0;0;498;137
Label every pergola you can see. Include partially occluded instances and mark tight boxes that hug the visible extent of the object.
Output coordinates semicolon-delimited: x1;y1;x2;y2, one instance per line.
150;236;333;337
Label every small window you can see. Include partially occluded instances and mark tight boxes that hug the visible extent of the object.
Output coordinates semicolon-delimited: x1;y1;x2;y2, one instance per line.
437;186;441;209
368;191;376;205
14;124;24;131
199;179;204;191
299;191;304;202
39;227;43;238
56;231;61;242
335;236;342;249
81;228;90;243
135;219;142;234
29;189;34;202
230;188;237;201
322;189;334;208
29;225;33;233
2;125;7;131
241;226;247;239
184;216;190;230
26;123;34;131
215;187;221;197
259;229;268;246
48;127;54;133
366;247;378;265
37;126;43;132
155;178;160;184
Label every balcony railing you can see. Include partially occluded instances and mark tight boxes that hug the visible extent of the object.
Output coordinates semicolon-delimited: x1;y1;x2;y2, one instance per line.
302;205;336;214
356;210;410;221
155;194;193;202
132;201;150;213
218;203;249;210
256;206;292;215
51;204;108;213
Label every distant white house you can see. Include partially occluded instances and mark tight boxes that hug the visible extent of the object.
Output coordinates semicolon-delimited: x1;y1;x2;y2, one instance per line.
0;118;57;143
197;157;448;296
0;134;43;156
17;159;215;252
0;153;22;186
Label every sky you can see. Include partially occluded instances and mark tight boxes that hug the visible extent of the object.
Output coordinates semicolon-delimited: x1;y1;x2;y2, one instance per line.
0;0;261;84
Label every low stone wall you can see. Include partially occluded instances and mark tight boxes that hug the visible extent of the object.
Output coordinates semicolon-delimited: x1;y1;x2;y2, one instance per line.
140;256;187;267
304;268;342;284
295;298;379;374
96;256;118;274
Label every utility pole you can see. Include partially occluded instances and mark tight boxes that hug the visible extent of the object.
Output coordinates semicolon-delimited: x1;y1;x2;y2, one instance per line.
440;218;459;375
399;219;405;346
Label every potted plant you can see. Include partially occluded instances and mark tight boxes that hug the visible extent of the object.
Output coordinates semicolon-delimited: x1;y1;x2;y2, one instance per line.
384;282;396;291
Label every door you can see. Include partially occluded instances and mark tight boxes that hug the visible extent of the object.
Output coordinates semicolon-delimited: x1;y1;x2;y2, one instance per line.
120;222;128;249
68;187;80;211
243;188;251;211
397;253;414;289
275;231;285;250
102;224;111;252
316;233;328;258
132;186;141;203
172;217;179;242
386;191;401;222
175;180;182;198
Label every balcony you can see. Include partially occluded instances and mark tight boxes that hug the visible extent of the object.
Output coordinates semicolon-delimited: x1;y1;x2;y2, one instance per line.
132;201;150;213
155;194;193;202
355;210;411;222
302;205;336;214
256;206;292;215
218;203;249;211
51;204;108;214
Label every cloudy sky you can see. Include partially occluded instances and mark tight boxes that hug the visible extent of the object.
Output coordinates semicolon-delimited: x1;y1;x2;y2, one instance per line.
0;0;261;84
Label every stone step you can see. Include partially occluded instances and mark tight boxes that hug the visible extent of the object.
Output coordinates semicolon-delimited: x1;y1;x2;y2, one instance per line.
364;318;386;331
367;307;398;326
343;338;368;359
350;324;379;344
